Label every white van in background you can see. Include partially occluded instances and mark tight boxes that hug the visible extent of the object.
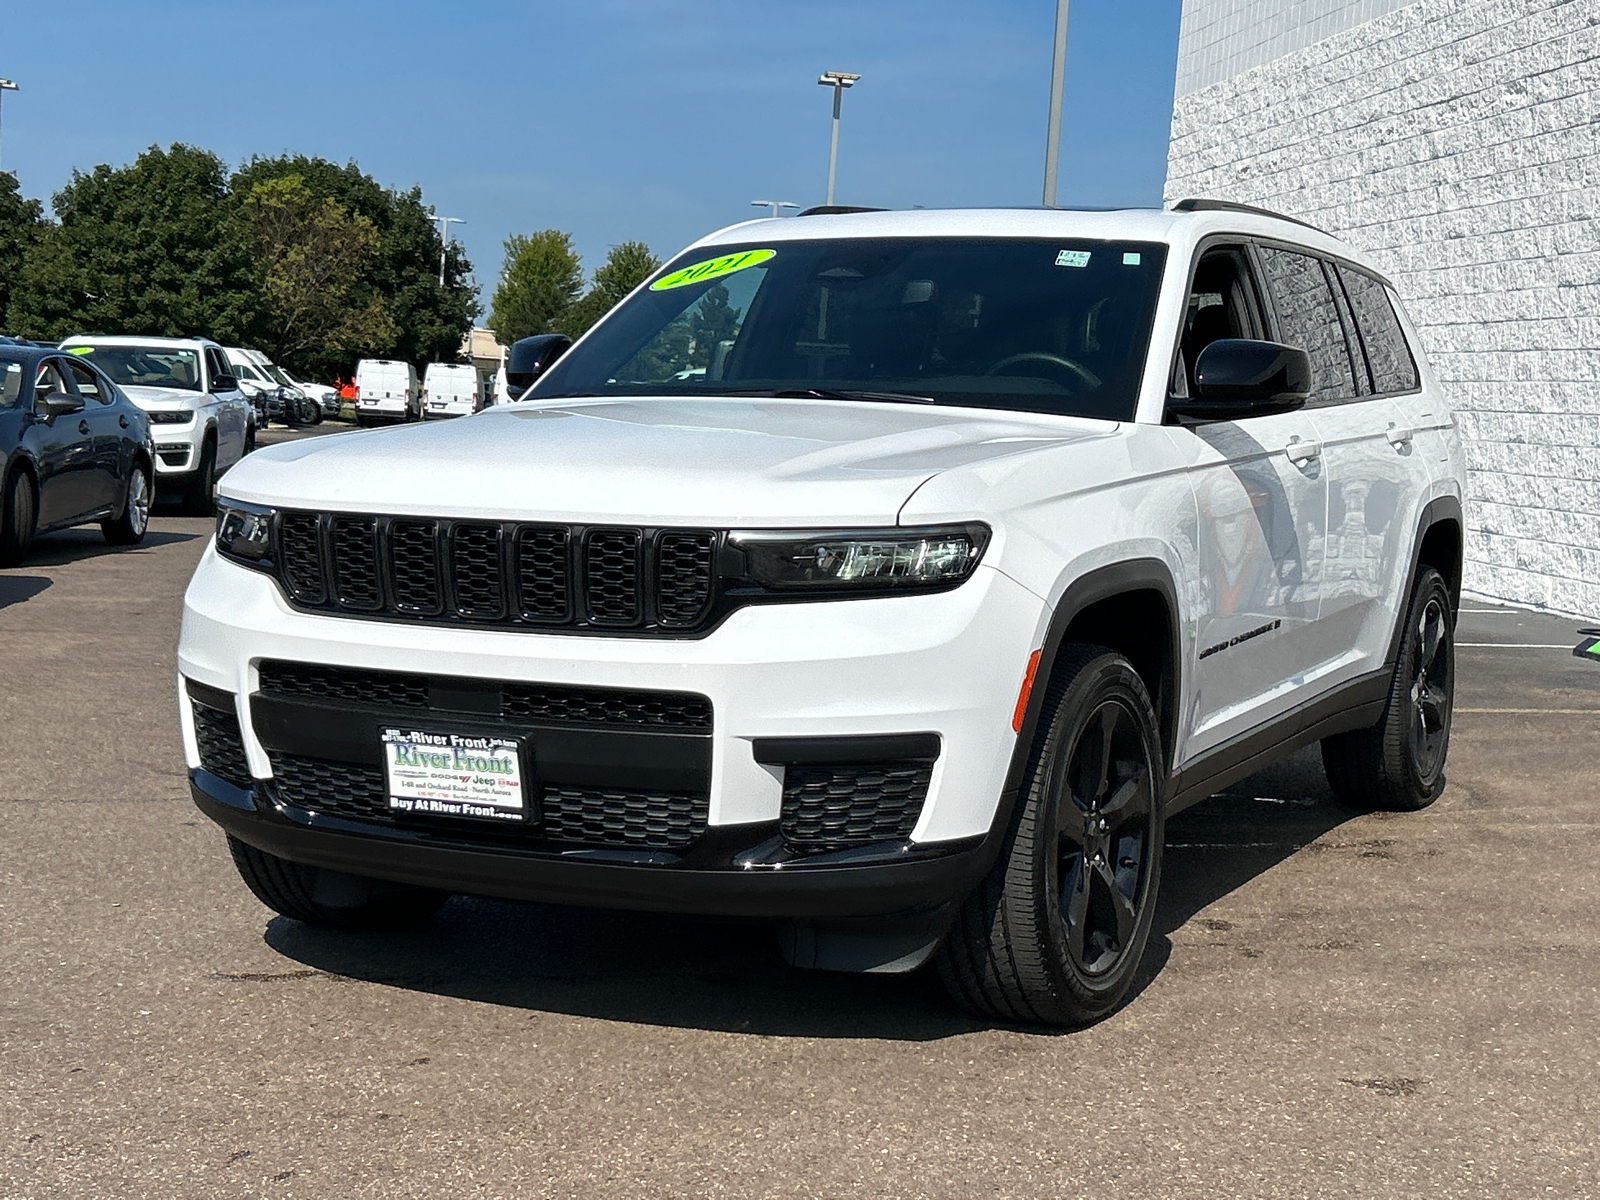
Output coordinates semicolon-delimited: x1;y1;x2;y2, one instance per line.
354;359;419;426
422;363;485;419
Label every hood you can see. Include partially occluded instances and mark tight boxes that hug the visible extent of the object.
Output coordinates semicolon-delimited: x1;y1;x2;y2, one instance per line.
121;385;202;411
220;396;1115;526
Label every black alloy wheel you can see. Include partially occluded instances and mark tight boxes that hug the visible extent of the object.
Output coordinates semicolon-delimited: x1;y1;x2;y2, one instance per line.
938;645;1165;1026
1054;696;1159;978
1322;566;1455;811
0;468;37;567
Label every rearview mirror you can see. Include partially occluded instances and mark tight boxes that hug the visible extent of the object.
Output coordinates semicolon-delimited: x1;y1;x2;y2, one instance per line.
1168;339;1311;422
43;390;84;417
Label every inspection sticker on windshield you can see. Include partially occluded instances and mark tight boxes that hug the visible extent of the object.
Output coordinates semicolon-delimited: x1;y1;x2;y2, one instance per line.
381;728;526;822
651;248;776;291
1055;249;1091;268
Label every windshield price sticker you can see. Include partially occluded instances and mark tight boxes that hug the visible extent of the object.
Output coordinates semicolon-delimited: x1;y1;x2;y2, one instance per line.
651;248;776;291
1055;250;1092;269
382;729;525;822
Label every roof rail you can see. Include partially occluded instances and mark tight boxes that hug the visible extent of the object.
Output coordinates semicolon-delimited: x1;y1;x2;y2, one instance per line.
1172;197;1325;234
796;205;886;217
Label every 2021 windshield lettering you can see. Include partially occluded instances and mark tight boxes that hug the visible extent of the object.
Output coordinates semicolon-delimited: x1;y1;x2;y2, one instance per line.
650;248;776;291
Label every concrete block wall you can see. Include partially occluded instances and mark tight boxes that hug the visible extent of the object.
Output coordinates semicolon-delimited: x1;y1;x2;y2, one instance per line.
1177;0;1418;94
1167;0;1600;619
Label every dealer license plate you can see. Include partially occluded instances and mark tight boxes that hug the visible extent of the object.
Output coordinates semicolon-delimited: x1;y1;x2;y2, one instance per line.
380;728;527;822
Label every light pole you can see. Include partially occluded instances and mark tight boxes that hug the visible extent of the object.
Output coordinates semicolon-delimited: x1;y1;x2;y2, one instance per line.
816;71;859;207
0;79;18;174
751;200;799;218
1042;0;1070;206
433;214;465;286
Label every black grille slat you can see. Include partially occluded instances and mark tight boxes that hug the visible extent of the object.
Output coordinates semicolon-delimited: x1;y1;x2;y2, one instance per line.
271;757;708;850
655;532;716;628
331;517;382;611
256;661;711;731
278;512;326;604
450;523;506;619
192;699;252;789
781;762;933;852
270;512;720;634
515;526;571;623
584;529;642;626
542;787;707;849
389;520;442;614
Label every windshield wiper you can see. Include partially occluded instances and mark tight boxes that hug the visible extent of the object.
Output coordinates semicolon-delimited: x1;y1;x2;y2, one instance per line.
764;387;939;406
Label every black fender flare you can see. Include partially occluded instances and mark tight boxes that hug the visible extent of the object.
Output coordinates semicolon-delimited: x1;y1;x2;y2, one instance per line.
1384;493;1464;674
978;557;1183;863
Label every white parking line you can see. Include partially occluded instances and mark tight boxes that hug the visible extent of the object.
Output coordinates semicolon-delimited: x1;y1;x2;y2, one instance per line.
1456;708;1600;715
1456;643;1576;649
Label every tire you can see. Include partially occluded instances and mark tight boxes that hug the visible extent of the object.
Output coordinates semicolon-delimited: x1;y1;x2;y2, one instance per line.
227;835;448;931
1322;566;1455;811
356;414;371;429
0;468;37;567
937;645;1165;1026
101;462;151;546
244;423;257;455
181;437;216;516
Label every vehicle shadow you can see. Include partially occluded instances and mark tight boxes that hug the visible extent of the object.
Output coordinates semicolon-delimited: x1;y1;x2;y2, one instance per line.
22;528;200;567
264;746;1364;1040
0;574;52;611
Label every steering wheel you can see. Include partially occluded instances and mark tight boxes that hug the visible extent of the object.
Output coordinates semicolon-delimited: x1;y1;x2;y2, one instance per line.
984;352;1101;392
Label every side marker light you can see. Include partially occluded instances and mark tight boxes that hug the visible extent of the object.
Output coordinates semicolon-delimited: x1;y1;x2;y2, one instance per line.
1012;649;1043;733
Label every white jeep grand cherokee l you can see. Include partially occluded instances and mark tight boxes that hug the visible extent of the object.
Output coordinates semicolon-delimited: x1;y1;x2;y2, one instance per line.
179;202;1464;1025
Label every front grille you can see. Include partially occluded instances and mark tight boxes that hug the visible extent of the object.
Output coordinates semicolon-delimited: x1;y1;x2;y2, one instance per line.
271;755;708;850
192;698;252;789
780;762;934;852
256;661;712;731
271;511;718;634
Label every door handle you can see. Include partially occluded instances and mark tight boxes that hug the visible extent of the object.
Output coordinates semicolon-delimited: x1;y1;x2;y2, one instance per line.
1386;425;1414;447
1285;437;1320;466
78;419;92;435
119;415;129;428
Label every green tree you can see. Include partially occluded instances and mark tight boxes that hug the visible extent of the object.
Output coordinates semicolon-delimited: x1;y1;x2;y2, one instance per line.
557;240;661;339
0;171;45;334
243;176;395;368
8;144;256;343
489;230;584;344
688;283;740;369
230;155;476;376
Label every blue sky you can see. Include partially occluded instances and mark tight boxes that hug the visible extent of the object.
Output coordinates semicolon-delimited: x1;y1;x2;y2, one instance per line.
1;0;1182;305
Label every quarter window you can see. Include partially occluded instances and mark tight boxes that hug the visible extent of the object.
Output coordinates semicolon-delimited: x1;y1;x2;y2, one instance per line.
1257;246;1358;406
1340;267;1420;395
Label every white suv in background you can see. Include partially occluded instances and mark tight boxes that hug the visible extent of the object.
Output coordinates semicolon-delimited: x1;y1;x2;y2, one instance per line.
179;203;1464;1025
61;335;250;513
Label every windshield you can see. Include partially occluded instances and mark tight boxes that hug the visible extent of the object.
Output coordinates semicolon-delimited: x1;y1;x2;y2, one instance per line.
532;237;1168;420
265;364;293;386
70;345;202;392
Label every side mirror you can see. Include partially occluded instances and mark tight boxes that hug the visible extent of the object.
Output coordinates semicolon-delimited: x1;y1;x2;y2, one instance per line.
212;374;238;393
1168;339;1311;422
506;333;573;398
43;390;84;417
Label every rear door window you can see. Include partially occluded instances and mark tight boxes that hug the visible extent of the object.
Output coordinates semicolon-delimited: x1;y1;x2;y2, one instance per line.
66;359;108;404
1339;267;1420;395
1256;245;1358;406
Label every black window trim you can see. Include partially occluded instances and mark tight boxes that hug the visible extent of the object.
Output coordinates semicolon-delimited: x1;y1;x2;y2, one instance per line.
1162;233;1272;417
1251;235;1422;401
1249;240;1364;409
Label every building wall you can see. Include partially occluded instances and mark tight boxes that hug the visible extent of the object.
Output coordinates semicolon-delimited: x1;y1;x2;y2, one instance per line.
1176;0;1417;94
1167;0;1600;618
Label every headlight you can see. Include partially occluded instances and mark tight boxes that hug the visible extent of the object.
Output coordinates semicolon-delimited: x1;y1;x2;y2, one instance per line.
215;498;276;570
730;524;989;592
146;410;194;425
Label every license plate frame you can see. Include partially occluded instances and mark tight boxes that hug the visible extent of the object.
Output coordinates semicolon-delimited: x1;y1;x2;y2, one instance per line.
380;726;532;824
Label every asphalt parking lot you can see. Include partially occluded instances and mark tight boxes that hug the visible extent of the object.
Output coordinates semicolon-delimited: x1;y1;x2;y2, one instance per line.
3;427;1597;1199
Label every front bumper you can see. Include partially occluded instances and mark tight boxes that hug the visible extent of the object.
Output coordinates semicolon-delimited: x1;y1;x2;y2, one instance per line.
150;422;201;476
178;543;1047;923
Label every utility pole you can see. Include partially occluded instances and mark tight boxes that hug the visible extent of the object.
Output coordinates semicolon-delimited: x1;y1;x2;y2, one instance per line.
1042;0;1070;206
816;71;860;207
751;200;799;218
0;79;18;174
433;214;465;286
